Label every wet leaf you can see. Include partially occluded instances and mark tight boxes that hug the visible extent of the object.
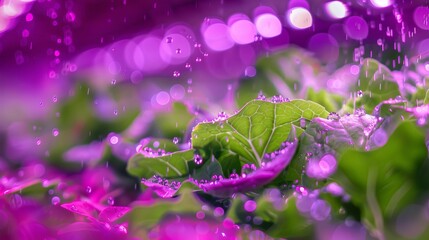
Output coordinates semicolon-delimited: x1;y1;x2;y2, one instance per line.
351;59;400;113
199;139;298;197
127;150;194;179
192;99;328;167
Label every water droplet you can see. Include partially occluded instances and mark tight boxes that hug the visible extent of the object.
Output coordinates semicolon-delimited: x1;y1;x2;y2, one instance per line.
357;90;363;97
195;57;202;62
241;164;256;177
166;37;173;43
52;128;59;137
36;139;42;146
327;112;340;121
194;154;203;165
52;96;58;102
113;109;118;116
51;196;60;205
173;71;181;77
110;135;119;145
229;173;239;179
86;186;92;194
216;111;228;121
354;107;366;116
213;207;224;217
175;48;182;54
256;92;266;100
111;79;117;85
118;225;127;234
244;200;257;212
172;137;179;144
107;197;115;206
185;63;191;68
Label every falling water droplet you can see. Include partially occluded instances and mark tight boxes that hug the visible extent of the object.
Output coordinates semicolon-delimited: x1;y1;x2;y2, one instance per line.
51;196;61;205
52;128;59;137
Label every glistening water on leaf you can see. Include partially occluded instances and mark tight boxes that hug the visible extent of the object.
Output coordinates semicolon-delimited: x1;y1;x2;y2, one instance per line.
127;149;194;179
192;99;329;168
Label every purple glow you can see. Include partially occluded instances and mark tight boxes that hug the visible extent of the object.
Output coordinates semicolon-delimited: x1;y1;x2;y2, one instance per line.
170;84;186;100
156;91;170;106
244;200;257;212
160;33;192;65
228;14;257;45
255;13;282;38
308;33;339;63
344;16;369;40
310;199;331;221
133;36;168;72
324;1;349;19
413;6;429;30
202;20;235;51
286;7;313;30
306;154;337;180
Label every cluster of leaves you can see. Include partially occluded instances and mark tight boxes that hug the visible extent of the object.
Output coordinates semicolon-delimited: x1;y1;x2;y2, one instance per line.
2;47;429;240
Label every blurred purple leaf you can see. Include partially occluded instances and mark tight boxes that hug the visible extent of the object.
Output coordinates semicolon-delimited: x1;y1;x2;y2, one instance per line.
61;201;99;220
63;141;105;163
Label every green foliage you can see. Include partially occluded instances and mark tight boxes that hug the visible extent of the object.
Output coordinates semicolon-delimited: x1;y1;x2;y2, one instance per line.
236;47;322;107
127;150;194;179
153;102;194;138
351;59;400;113
332;122;429;236
192;100;329;167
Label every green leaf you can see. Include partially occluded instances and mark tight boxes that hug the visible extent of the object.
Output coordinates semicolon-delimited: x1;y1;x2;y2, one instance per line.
424;89;429;104
306;88;343;112
265;196;313;238
236;47;322;107
332;122;429;234
192;100;329;167
153;102;194;138
127;150;194;179
351;59;400;113
191;159;224;181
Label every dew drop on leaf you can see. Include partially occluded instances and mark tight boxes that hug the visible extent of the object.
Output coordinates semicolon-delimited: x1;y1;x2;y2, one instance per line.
107;197;115;206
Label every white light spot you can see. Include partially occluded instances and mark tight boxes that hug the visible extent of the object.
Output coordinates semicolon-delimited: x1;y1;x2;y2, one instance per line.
325;1;349;19
287;7;313;30
370;0;393;8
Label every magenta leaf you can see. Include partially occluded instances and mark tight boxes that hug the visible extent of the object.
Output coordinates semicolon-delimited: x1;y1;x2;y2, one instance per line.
199;139;298;197
61;201;99;220
98;206;131;223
